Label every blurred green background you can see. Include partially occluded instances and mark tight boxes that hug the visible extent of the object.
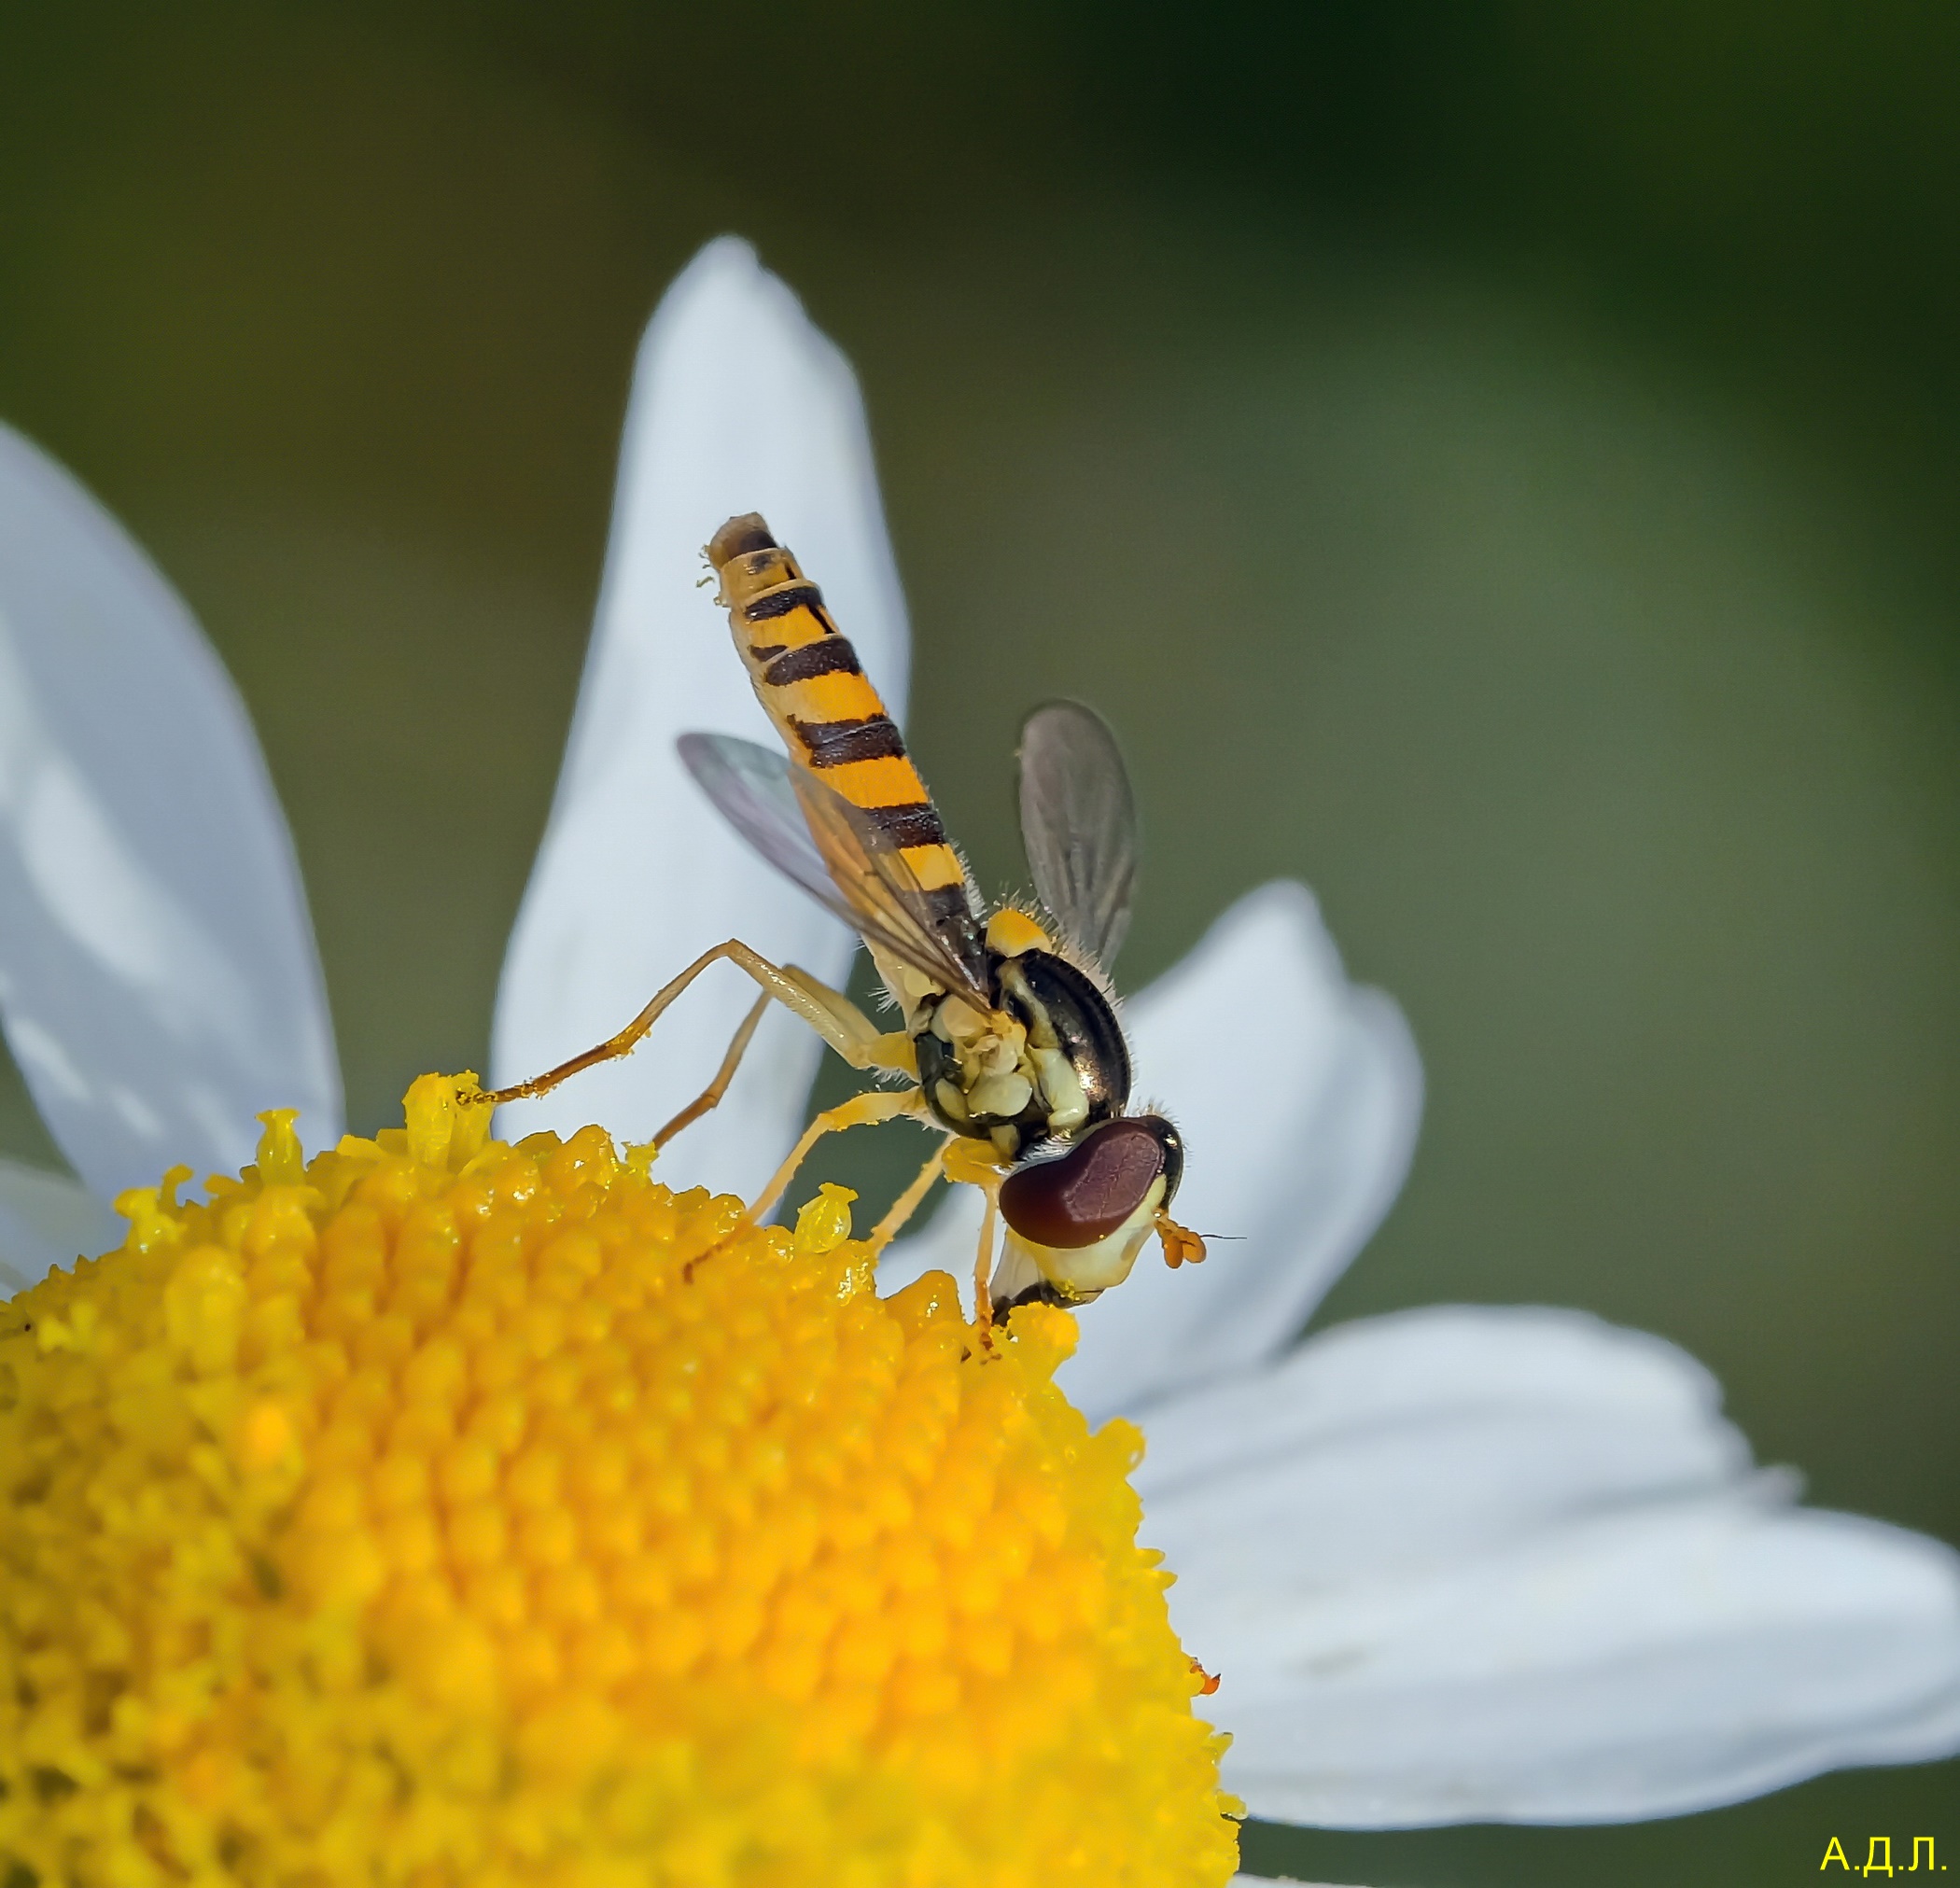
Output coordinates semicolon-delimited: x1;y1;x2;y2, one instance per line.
2;3;1956;1880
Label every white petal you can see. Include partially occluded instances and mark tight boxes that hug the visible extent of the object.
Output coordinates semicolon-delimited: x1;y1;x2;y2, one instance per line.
0;425;342;1201
0;1157;122;1294
880;882;1421;1421
1138;1306;1960;1826
492;238;908;1196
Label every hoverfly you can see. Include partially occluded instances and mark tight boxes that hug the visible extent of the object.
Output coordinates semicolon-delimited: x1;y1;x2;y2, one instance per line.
483;513;1202;1330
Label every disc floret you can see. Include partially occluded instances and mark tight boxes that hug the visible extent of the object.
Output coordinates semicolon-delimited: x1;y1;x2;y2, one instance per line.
1;1075;1239;1886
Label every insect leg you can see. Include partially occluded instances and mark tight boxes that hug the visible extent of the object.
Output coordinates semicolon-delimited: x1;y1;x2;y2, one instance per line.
746;1087;926;1228
649;991;772;1150
867;1140;949;1252
972;1182;1002;1347
938;1137;1008;1345
478;939;911;1109
775;963;917;1076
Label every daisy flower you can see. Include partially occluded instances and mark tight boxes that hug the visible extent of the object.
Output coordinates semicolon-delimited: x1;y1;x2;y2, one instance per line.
0;239;1956;1885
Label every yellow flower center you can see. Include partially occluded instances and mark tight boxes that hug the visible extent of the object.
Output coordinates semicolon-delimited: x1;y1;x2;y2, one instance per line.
1;1075;1239;1886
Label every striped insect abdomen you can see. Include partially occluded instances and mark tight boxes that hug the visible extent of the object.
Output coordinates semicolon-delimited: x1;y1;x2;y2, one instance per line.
708;511;974;901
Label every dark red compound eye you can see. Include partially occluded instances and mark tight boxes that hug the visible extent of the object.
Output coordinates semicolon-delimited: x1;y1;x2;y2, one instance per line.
1000;1117;1173;1251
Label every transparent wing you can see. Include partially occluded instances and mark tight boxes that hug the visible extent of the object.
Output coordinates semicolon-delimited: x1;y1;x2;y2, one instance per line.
679;733;989;1003
676;732;834;909
1017;700;1138;967
785;764;991;1003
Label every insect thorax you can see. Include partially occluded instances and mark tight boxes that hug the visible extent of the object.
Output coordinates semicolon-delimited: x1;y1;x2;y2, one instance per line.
913;949;1130;1160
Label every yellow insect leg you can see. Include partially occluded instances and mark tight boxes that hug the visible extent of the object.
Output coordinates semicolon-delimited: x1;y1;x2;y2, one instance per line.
746;1088;922;1228
868;1140;949;1252
649;991;773;1150
937;1137;1008;1345
972;1183;1003;1348
475;939;909;1111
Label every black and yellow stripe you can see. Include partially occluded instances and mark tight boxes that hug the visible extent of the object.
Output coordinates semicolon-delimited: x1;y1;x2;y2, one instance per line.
708;512;977;931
